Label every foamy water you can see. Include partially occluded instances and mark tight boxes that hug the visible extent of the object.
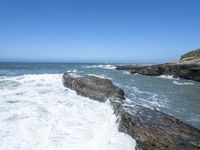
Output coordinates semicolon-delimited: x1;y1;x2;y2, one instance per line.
173;80;194;85
82;64;116;70
157;75;176;80
157;75;195;85
0;74;135;150
124;86;168;109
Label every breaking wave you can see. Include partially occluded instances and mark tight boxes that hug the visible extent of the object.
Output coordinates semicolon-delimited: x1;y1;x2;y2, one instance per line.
157;75;177;80
0;74;135;150
82;65;116;70
173;80;194;85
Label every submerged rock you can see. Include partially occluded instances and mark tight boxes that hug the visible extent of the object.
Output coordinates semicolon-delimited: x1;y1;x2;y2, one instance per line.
63;73;200;150
116;48;200;82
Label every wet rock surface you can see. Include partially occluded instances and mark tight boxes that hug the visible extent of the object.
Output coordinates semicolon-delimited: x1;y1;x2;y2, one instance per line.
63;73;200;150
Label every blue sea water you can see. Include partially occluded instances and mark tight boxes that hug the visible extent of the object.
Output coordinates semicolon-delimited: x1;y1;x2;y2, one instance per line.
0;62;200;150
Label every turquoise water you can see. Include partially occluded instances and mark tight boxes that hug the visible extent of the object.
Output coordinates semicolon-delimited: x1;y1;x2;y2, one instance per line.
0;62;200;149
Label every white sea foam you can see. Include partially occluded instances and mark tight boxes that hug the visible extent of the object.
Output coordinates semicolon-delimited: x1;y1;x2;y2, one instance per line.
87;74;113;80
67;69;79;73
173;80;194;85
157;75;176;80
83;64;116;70
157;75;195;85
124;86;168;109
0;74;135;150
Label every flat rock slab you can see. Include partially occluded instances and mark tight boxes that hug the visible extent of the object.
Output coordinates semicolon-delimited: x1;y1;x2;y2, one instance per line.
63;72;125;102
62;73;200;150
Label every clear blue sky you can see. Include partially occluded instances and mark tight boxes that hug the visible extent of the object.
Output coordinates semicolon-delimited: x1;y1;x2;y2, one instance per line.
0;0;200;63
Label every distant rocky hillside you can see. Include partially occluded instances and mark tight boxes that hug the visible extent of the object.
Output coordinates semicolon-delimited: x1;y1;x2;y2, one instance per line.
180;48;200;64
116;48;200;82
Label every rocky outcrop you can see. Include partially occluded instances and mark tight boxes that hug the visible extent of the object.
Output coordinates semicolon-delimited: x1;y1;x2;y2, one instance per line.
112;99;200;150
116;49;200;82
63;72;125;102
63;73;200;150
117;63;200;81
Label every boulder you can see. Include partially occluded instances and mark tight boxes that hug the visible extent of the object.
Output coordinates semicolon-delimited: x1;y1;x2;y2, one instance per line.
63;73;200;150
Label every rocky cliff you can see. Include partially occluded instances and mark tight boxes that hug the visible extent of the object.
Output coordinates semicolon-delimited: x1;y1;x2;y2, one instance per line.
63;73;200;150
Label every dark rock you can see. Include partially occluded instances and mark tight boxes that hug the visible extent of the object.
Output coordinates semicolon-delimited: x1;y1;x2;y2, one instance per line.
116;63;200;82
117;65;164;76
63;73;200;150
116;65;141;70
116;48;200;82
111;99;200;150
62;73;125;102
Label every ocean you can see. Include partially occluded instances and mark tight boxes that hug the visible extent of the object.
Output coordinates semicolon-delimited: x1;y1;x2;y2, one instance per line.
0;62;200;150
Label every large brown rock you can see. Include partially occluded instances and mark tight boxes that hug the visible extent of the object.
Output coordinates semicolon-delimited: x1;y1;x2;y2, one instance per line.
62;73;200;150
62;72;125;102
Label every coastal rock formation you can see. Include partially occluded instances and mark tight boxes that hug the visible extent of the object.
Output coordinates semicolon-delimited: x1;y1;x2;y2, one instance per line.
116;48;200;82
63;73;200;150
113;99;200;150
180;48;200;64
63;72;125;102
